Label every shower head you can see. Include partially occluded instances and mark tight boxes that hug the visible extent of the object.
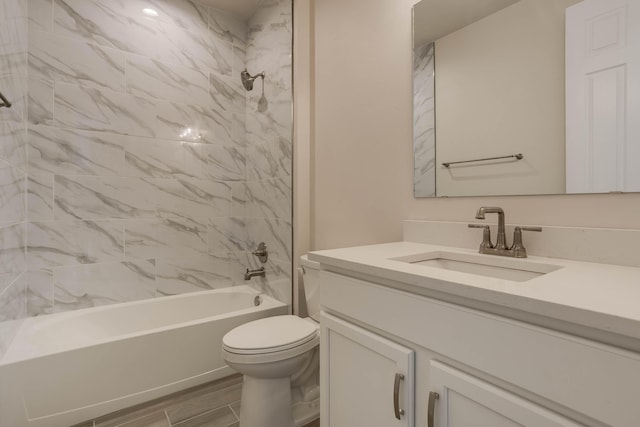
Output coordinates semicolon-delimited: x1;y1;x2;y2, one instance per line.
240;69;265;91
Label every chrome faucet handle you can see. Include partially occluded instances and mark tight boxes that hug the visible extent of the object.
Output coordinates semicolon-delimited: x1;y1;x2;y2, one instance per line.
468;224;494;250
251;242;268;263
511;226;542;258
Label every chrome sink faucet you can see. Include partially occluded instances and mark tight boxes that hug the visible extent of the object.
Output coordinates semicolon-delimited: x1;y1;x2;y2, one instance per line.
469;207;541;258
474;207;507;250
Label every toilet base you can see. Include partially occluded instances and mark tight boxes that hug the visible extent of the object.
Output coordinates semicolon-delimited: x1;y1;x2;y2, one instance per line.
292;396;320;427
239;375;294;427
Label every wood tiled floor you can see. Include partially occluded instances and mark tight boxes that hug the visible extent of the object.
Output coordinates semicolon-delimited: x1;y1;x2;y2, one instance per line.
73;374;320;427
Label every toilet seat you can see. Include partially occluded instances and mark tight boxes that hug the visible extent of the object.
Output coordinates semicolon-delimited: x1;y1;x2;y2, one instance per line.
222;316;319;365
223;315;319;355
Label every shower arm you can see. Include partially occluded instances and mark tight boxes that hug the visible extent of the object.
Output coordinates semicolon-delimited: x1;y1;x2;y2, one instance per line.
241;69;265;81
241;69;266;91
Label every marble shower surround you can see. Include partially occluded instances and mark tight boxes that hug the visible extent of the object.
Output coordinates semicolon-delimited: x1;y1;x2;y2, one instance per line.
25;0;293;315
0;0;28;358
413;42;435;198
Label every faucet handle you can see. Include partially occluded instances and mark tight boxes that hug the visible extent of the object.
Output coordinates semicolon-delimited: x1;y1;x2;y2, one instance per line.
468;224;494;250
519;226;542;233
252;242;268;263
511;226;542;258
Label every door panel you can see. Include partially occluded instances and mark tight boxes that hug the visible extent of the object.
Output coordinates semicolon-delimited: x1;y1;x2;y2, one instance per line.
566;0;640;193
429;361;583;427
320;312;414;427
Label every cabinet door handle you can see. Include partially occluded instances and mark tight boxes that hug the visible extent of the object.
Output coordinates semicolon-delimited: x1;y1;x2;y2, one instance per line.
393;373;405;419
427;391;439;427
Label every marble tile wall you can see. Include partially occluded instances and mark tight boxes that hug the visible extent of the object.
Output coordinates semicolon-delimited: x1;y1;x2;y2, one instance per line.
25;0;293;315
0;0;28;358
241;0;293;303
413;42;435;197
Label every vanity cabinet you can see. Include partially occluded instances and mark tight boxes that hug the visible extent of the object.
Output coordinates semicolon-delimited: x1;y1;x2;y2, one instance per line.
320;312;414;427
318;270;640;427
429;361;581;427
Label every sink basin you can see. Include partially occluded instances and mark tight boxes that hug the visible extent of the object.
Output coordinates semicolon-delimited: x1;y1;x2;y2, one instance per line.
391;251;561;282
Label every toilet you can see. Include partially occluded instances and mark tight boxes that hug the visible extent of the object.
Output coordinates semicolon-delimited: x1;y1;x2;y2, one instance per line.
222;256;321;427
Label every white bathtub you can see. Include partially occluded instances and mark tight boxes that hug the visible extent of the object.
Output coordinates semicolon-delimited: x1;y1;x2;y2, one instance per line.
0;285;288;427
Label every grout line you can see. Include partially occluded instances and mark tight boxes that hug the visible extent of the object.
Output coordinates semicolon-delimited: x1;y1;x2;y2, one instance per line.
228;403;240;421
123;53;128;94
24;0;33;321
164;409;171;427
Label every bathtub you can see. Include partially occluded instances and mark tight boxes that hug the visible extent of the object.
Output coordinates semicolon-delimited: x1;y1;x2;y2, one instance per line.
0;285;288;427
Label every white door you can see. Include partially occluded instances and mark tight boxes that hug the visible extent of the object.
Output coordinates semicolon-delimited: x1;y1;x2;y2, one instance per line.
320;312;414;427
429;361;584;427
566;0;640;193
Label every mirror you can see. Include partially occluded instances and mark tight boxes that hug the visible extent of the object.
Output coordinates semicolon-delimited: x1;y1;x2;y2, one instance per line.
413;0;640;197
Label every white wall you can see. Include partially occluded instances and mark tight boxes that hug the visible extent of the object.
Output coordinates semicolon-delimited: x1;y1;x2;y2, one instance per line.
435;0;571;197
310;0;640;251
293;0;313;311
312;0;413;249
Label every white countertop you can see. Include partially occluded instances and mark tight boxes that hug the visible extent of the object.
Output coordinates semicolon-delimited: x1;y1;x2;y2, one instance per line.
309;242;640;347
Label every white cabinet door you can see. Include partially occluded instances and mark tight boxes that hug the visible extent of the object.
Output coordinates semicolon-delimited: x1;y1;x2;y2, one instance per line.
320;312;414;427
566;0;640;193
429;361;584;427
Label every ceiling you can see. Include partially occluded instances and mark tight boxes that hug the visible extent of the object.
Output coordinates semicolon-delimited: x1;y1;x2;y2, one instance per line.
197;0;263;19
413;0;521;46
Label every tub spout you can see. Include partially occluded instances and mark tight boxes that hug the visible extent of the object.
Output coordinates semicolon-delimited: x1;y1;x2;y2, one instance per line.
244;267;266;280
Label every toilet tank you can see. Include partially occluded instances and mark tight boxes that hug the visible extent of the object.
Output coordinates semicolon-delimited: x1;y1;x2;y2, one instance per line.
300;255;321;321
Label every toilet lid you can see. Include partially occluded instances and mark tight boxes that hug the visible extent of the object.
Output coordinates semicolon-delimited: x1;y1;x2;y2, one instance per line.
223;315;318;354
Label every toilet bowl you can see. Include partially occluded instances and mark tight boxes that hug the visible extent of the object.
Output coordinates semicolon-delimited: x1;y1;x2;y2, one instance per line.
222;256;321;427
